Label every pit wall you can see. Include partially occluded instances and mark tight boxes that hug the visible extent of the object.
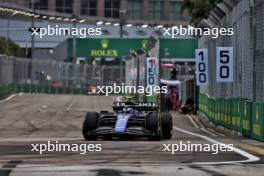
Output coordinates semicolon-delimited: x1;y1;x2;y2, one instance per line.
199;92;264;141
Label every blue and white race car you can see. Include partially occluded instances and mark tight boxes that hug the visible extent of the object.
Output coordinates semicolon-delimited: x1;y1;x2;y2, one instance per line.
82;102;173;140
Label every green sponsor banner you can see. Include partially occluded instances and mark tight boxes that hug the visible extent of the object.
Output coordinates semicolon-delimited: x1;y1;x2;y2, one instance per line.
68;38;148;58
67;38;198;59
227;99;232;128
197;93;264;140
213;99;216;122
241;100;252;137
159;38;198;59
232;99;242;131
252;103;264;141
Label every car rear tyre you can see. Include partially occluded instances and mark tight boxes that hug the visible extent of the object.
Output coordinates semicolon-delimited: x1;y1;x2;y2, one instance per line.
82;112;99;140
161;112;173;139
146;112;161;141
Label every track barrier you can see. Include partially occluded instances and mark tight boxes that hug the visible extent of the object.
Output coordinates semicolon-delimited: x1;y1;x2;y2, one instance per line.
199;92;264;142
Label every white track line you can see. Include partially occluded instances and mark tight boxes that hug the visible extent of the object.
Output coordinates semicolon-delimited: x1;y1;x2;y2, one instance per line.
186;115;199;128
66;97;76;112
186;115;218;137
173;126;260;164
191;115;205;128
193;113;226;137
191;116;218;136
0;94;16;104
191;115;226;137
200;128;217;137
206;128;226;137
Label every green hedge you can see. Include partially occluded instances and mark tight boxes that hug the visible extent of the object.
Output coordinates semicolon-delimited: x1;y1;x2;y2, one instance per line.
0;85;10;97
7;84;87;95
2;84;144;97
199;92;264;141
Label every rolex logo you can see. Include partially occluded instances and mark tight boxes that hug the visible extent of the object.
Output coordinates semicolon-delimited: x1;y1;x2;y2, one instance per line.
101;39;109;49
142;39;148;49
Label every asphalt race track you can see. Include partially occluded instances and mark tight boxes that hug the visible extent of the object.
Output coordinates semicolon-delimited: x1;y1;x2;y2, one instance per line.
0;94;263;176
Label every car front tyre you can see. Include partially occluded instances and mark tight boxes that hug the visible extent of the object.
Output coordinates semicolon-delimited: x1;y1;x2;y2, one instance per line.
82;112;99;140
146;112;161;141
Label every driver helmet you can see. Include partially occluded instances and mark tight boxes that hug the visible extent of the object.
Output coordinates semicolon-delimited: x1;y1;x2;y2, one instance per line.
124;96;135;105
126;107;134;113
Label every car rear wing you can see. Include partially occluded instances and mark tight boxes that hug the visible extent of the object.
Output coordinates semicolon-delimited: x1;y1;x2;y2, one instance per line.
113;102;158;111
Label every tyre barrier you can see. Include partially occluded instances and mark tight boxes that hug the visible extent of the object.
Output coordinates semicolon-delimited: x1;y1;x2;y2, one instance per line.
199;92;264;141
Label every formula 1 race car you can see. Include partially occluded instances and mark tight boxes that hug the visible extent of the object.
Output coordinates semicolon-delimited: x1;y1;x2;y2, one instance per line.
82;102;173;141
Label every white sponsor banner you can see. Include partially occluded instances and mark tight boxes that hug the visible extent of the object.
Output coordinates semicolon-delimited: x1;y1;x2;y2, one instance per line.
146;57;159;87
216;47;234;82
195;49;209;86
